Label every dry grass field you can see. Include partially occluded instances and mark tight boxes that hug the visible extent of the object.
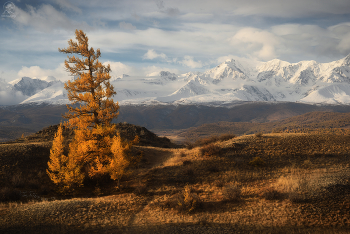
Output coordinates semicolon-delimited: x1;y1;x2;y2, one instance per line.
1;129;350;233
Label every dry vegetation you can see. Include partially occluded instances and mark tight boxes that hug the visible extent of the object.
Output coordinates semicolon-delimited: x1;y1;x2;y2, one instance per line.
1;130;350;233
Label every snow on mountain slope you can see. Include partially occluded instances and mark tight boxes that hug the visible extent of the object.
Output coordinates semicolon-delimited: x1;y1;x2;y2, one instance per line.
204;59;250;83
10;76;58;96
6;53;350;106
20;81;69;105
300;84;350;104
157;75;210;102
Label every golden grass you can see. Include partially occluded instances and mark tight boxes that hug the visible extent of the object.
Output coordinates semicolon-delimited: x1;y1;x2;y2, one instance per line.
1;132;350;233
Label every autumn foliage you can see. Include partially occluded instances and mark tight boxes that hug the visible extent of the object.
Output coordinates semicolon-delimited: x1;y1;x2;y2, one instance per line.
47;30;139;192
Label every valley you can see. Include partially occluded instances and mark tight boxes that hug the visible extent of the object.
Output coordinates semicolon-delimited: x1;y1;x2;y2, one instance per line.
2;101;350;142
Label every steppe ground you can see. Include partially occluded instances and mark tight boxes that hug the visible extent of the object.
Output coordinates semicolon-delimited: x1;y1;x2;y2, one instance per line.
1;132;350;233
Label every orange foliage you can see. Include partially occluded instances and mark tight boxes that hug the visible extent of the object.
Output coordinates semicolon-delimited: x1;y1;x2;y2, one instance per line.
58;29;119;129
47;30;139;192
47;124;84;192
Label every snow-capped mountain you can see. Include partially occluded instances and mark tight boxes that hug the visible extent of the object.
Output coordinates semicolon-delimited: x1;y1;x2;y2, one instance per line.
4;54;350;106
10;76;58;96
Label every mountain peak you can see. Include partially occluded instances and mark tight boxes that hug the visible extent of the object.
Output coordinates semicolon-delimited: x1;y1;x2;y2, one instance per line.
11;77;54;97
343;53;350;66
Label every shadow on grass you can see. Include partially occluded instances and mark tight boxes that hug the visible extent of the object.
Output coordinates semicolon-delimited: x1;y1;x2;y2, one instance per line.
1;222;349;234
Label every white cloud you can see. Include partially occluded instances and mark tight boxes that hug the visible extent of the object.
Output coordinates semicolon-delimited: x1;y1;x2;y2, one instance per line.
17;64;69;81
143;49;168;60
119;21;136;30
54;0;82;14
215;55;261;68
0;90;27;105
12;4;89;32
17;62;135;82
104;61;133;78
229;0;350;18
142;65;179;76
230;28;280;60
179;56;203;68
155;0;180;17
330;23;350;53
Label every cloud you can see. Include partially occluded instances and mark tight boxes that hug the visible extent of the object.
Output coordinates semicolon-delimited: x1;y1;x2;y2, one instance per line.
17;64;69;81
0;80;27;105
228;0;350;18
155;0;164;9
230;28;280;60
155;0;180;17
119;21;136;30
17;62;135;82
142;65;179;76
143;49;168;60
12;4;89;32
164;7;180;17
179;56;203;68
330;23;350;53
54;0;82;14
104;61;133;78
0;90;27;105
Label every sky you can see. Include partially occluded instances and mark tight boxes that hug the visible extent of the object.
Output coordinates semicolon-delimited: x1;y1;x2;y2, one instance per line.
1;0;350;83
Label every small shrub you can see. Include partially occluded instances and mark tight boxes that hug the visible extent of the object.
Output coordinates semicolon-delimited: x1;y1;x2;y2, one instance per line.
180;152;186;157
93;186;103;197
302;159;313;168
213;180;224;188
207;165;220;173
200;143;221;157
222;184;241;202
182;160;192;166
176;185;200;213
0;187;22;202
260;187;284;200
248;156;266;167
255;132;263;138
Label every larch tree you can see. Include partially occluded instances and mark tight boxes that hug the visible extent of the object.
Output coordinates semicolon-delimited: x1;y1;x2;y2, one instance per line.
47;29;139;192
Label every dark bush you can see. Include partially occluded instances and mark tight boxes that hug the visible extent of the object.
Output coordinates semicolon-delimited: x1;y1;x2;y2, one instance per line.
207;165;220;173
222;184;241;202
248;156;266;167
213;180;224;188
260;187;284;200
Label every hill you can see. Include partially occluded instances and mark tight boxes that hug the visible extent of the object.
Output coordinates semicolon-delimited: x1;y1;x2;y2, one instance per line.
1;130;350;233
179;111;350;142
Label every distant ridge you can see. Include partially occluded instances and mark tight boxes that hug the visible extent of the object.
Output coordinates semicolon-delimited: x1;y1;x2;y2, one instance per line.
2;102;350;142
180;111;350;141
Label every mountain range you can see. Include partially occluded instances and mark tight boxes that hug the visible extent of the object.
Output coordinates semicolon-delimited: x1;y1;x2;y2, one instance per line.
2;54;350;106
